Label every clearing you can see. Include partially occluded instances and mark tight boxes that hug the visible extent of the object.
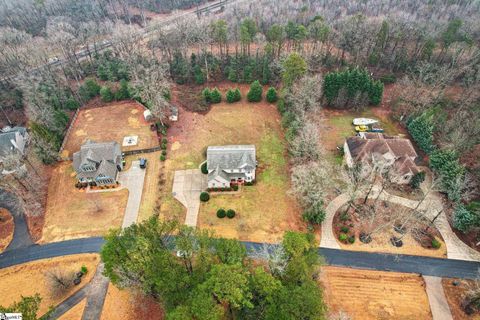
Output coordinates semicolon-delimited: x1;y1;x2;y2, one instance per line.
166;84;303;242
61;101;159;158
320;266;432;320
101;284;164;320
41;161;128;243
0;208;14;252
0;254;99;317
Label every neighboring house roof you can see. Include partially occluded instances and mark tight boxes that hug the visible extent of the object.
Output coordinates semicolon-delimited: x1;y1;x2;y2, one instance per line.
0;126;28;158
346;133;419;175
207;145;256;183
73;140;121;180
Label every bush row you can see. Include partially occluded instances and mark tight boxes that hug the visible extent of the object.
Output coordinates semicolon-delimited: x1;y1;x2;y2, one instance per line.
216;208;236;219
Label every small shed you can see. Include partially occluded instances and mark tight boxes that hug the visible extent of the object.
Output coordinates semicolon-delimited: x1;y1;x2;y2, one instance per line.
143;109;153;121
169;105;179;122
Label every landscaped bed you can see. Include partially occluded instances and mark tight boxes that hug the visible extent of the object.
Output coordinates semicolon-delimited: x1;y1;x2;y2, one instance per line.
41;162;128;243
165;84;303;242
320;266;432;319
61;101;159;158
442;278;479;319
0;208;14;252
332;199;447;258
0;254;99;317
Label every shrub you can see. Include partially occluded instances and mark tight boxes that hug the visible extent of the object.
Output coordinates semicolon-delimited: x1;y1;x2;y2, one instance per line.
217;208;226;218
431;238;441;249
226;209;236;219
233;88;241;101
200;192;210;202
202;88;211;103
201;162;208;174
247;80;263;102
379;74;396;84
226;89;236;103
339;212;349;222
302;201;326;225
232;185;239;191
340;226;349;233
161;138;167;144
79;78;101;101
160;155;166;161
266;87;278;103
277;99;286;114
453;204;477;233
161;150;167;156
210;87;222;103
161;143;167;150
348;236;355;244
100;86;114;102
65;98;80;110
410;171;426;189
338;233;348;242
81;265;88;275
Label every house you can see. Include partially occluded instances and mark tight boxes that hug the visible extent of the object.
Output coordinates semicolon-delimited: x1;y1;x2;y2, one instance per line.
207;145;256;188
0;126;29;162
72;140;123;186
344;133;420;184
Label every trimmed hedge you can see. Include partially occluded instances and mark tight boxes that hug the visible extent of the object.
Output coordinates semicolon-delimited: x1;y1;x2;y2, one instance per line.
217;208;226;218
226;209;236;219
201;162;208;174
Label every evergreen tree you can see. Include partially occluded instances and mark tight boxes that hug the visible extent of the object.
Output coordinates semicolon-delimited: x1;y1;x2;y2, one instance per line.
115;79;131;100
247;80;263;102
100;86;114;102
210;87;222;103
234;88;242;102
282;52;307;87
202;88;212;103
226;89;236;103
266;87;278;103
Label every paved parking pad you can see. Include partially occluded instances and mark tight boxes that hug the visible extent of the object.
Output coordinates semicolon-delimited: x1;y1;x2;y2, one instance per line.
172;169;207;227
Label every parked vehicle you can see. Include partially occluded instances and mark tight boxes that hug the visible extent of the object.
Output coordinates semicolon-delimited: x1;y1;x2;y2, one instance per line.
139;158;147;169
353;118;378;126
355;125;369;132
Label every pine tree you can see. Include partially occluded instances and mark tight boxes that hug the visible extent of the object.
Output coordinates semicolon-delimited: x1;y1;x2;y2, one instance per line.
266;87;278;103
210;87;222;103
202;88;212;103
234;88;241;102
247;80;263;102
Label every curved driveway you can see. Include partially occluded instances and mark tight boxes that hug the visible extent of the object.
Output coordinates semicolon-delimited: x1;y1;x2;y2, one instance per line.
0;189;33;251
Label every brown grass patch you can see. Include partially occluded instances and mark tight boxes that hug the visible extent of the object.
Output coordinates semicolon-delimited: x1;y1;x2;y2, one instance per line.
442;278;479;320
320;266;432;320
0;208;14;252
101;284;164;320
0;254;99;317
41;162;128;243
61;101;159;158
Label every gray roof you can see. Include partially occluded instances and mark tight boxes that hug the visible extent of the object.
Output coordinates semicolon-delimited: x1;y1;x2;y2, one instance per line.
207;145;256;171
0;127;27;158
73;140;121;179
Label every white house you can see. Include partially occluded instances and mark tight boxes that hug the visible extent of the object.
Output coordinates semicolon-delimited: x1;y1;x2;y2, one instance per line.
206;145;256;188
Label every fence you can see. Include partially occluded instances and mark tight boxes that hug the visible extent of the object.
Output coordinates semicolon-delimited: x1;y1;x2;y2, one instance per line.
58;108;80;155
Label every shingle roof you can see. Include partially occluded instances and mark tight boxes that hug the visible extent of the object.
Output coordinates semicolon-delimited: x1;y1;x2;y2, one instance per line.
0;127;27;158
207;145;256;170
73;140;121;179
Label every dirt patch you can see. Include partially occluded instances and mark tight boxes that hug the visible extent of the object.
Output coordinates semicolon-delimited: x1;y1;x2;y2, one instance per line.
101;284;164;320
320;266;432;320
167;84;303;242
333;200;447;258
58;298;87;320
0;254;99;317
0;208;14;252
61;101;159;158
442;278;479;320
41;162;128;243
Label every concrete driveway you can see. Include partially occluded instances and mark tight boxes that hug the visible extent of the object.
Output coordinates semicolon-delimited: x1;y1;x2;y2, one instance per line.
172;169;207;227
118;160;146;228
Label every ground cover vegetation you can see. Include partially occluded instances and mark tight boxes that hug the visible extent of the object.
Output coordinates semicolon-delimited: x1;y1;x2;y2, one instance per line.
101;217;327;319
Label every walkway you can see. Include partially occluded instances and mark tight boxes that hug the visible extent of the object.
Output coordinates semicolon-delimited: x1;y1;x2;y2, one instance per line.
424;275;453;320
172;169;207;227
320;185;480;261
118;160;146;228
2;237;480;279
0;189;33;251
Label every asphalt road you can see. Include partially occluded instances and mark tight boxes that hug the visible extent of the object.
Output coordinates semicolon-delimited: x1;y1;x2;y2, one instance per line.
0;189;33;251
2;237;480;279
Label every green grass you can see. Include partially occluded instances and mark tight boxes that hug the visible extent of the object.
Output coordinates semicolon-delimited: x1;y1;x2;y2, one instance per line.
257;129;288;186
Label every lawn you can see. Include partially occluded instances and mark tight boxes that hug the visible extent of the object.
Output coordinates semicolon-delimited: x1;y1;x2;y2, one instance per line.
165;86;303;242
41;162;128;243
58;299;87;320
319;107;404;165
0;254;99;317
0;208;13;252
61;101;159;158
320;266;432;319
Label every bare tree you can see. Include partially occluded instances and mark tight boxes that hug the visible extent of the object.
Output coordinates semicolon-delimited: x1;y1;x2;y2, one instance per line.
45;267;76;297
